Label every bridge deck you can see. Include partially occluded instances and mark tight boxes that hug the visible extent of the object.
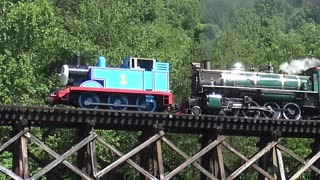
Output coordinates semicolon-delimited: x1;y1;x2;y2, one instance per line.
0;105;319;137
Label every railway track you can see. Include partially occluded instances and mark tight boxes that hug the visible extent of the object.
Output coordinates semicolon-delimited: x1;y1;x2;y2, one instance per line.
0;105;319;137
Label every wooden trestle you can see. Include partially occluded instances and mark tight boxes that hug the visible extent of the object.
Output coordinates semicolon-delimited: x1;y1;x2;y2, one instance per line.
2;125;320;179
1;105;320;179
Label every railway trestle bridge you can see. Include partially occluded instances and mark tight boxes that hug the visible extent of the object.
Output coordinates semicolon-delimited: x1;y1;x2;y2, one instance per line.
0;105;320;179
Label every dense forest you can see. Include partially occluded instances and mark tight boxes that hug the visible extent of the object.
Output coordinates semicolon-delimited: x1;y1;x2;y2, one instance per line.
1;0;320;179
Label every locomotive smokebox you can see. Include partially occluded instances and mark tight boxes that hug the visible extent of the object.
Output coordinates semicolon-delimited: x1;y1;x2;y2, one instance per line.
200;60;211;70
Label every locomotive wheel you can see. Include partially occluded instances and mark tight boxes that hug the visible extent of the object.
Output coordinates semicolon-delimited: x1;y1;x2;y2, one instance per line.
221;108;240;117
262;102;281;119
282;103;301;120
136;96;157;112
191;106;201;116
78;93;100;109
242;101;260;118
108;94;129;110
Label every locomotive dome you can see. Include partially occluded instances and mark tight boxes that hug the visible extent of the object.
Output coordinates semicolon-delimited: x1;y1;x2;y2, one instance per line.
228;62;245;71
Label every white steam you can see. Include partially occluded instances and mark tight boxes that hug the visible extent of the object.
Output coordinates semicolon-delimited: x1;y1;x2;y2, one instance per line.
279;58;320;74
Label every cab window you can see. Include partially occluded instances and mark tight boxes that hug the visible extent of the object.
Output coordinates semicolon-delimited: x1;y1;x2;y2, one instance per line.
137;59;153;71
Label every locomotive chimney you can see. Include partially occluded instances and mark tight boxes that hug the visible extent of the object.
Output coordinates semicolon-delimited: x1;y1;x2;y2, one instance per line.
201;60;211;70
75;53;81;67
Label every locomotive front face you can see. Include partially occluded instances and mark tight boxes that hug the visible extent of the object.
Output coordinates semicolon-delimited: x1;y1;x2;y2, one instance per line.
58;65;90;86
190;63;222;95
59;65;69;86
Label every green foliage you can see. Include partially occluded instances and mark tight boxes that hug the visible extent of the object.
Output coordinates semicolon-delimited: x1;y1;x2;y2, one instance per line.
0;0;320;178
211;0;320;71
0;52;50;104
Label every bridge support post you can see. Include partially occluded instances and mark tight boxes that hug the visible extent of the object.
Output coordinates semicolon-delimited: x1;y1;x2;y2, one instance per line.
257;136;272;180
153;138;165;179
152;127;164;180
200;132;225;180
200;134;212;180
139;130;152;180
256;135;282;180
212;133;225;179
77;123;96;179
12;124;29;178
311;138;320;180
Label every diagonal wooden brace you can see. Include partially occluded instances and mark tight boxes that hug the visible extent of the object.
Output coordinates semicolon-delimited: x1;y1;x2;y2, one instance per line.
289;147;320;180
0;164;23;180
165;136;225;179
222;141;274;180
0;128;29;152
162;136;219;180
96;131;165;178
29;133;97;180
27;133;94;180
0;129;29;179
89;140;98;177
227;140;279;180
275;147;286;180
277;144;320;175
96;136;158;180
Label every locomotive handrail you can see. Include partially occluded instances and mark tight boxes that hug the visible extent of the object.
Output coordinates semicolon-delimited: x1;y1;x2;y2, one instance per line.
202;85;318;93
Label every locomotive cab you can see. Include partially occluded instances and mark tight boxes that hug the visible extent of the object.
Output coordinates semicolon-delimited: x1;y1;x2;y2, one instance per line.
303;67;320;92
302;67;320;107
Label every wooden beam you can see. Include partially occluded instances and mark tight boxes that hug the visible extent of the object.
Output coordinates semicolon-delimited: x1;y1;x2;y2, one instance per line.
289;149;320;180
77;125;97;179
0;164;23;180
163;163;184;180
29;133;97;180
155;140;164;180
27;133;93;180
0;128;28;152
311;138;320;180
216;143;225;179
222;141;274;180
257;136;273;180
277;144;320;174
139;131;151;180
227;140;278;180
152;149;158;178
165;136;225;179
20;133;29;178
90;140;98;177
95;131;165;178
28;151;64;179
276;148;286;180
11;126;29;178
199;135;213;180
162;136;218;180
272;148;278;179
96;136;157;180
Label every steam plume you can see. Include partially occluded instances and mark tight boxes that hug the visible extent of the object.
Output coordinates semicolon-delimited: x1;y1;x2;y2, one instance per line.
279;58;320;74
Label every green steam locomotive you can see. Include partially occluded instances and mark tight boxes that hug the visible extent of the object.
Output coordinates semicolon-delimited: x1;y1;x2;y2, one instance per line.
189;61;320;120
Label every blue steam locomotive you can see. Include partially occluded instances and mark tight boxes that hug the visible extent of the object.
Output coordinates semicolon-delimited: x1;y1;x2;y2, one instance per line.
49;56;173;111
